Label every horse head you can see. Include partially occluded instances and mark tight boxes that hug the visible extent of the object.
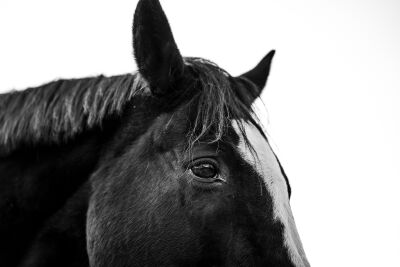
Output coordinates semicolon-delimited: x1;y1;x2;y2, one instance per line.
86;0;309;266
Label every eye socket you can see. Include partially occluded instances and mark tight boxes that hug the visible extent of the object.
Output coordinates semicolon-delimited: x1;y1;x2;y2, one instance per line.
190;161;218;179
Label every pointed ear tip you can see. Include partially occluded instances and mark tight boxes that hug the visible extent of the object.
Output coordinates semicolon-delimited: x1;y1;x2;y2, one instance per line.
134;0;162;16
137;0;159;5
267;50;276;58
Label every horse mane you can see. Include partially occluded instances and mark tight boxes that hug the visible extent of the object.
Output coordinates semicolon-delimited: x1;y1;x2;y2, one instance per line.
0;73;146;154
0;58;259;155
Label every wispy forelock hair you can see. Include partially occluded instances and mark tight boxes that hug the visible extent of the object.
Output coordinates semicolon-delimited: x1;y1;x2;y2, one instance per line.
183;57;258;150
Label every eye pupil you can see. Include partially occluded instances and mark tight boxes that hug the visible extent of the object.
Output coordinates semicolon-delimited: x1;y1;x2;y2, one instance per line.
191;163;217;178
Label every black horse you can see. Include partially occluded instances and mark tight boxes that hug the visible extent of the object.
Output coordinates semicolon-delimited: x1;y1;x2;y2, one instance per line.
0;0;309;266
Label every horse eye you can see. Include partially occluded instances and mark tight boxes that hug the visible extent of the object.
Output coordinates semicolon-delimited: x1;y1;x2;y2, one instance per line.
191;162;218;179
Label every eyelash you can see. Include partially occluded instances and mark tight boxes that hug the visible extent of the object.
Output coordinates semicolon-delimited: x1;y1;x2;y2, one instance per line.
188;157;219;169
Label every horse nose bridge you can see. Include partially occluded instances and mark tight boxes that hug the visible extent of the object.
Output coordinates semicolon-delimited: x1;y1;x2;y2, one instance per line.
248;174;310;267
230;120;309;266
230;194;310;267
276;201;311;267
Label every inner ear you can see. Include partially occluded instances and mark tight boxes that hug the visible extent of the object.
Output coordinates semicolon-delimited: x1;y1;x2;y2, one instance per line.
235;50;275;104
133;0;184;96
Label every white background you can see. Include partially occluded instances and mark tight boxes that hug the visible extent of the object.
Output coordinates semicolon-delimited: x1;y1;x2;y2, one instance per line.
1;1;399;266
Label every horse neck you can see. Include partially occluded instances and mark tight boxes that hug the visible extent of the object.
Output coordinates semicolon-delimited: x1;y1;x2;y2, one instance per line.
0;119;117;264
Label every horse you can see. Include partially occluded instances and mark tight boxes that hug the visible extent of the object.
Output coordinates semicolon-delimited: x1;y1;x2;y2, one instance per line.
0;0;310;266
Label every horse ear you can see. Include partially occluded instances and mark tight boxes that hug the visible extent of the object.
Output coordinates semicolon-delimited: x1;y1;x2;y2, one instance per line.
133;0;184;96
237;50;275;100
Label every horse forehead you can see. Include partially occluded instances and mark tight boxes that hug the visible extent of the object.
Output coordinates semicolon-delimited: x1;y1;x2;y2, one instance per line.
232;120;285;185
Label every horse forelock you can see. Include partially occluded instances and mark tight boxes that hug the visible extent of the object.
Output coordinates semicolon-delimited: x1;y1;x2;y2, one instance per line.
180;57;259;153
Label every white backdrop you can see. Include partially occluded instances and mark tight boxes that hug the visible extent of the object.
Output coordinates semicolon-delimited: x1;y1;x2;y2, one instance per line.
1;1;399;266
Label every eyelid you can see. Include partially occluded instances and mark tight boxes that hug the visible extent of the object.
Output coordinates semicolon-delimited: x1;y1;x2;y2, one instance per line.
189;157;219;168
183;156;219;171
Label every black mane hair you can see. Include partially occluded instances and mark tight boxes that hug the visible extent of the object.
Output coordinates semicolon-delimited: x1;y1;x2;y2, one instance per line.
0;74;146;154
0;58;260;155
